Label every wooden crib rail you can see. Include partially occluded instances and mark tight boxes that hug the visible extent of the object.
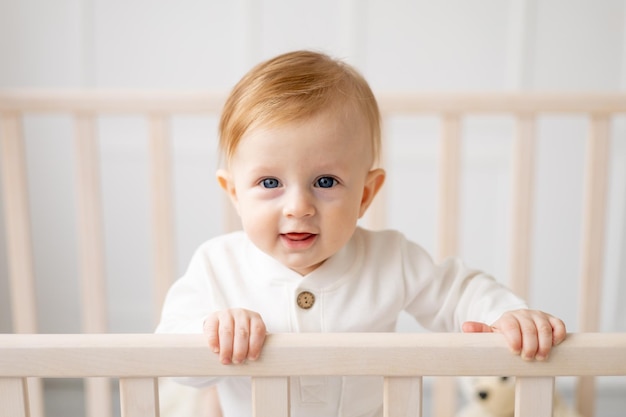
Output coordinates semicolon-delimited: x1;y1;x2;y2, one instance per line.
2;333;626;378
1;90;626;113
1;333;625;417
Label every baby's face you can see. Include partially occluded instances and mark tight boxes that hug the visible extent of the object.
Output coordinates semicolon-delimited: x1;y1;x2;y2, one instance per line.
219;108;382;275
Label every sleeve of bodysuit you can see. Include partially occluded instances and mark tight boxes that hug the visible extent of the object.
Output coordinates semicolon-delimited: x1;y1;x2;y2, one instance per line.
400;238;528;332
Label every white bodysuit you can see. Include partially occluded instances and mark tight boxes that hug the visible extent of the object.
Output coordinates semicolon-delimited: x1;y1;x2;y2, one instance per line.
156;227;527;417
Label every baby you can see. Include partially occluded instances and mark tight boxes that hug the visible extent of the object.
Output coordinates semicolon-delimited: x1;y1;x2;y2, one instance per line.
156;50;566;417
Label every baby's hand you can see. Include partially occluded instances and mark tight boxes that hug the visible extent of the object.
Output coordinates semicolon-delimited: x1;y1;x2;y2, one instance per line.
462;309;566;361
203;309;267;365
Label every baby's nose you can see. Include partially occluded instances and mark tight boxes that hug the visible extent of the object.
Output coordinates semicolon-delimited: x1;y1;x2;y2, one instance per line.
283;189;315;218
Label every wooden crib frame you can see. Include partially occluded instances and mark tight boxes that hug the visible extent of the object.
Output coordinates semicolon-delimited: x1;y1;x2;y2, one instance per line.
1;91;626;417
1;332;626;417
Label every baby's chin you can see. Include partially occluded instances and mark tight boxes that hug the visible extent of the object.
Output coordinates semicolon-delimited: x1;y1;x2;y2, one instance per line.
285;260;326;276
250;236;331;275
274;254;329;276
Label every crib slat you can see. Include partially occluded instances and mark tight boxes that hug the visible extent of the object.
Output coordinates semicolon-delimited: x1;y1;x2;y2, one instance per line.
74;114;111;417
514;377;554;417
0;113;37;334
508;114;536;299
85;378;112;417
434;113;462;417
148;115;176;320
383;377;421;417
25;379;43;417
578;114;610;331
252;377;290;417
436;113;461;260
120;378;160;417
75;114;107;332
576;114;610;417
0;378;30;417
0;113;45;417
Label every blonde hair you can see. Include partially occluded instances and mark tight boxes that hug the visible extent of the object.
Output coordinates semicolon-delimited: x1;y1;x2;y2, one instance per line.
218;50;381;165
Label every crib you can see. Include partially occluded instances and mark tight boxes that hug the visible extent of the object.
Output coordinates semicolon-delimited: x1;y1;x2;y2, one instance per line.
1;91;625;417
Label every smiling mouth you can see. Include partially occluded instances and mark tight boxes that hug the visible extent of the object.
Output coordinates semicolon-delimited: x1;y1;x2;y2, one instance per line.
281;232;317;249
283;233;315;241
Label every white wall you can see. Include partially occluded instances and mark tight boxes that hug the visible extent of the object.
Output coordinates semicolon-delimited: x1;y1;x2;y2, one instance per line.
0;0;625;341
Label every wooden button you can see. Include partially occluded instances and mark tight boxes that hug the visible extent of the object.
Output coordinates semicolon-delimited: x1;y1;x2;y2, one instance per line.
296;291;315;309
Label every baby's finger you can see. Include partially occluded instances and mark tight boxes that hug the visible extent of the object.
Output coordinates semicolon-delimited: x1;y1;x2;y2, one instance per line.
247;315;267;361
231;311;251;364
461;321;493;333
203;313;220;354
217;312;235;365
517;314;540;360
534;314;555;361
550;315;567;345
492;314;523;355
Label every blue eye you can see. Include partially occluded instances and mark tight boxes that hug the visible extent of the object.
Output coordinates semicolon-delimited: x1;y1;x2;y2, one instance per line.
261;178;280;189
315;176;336;188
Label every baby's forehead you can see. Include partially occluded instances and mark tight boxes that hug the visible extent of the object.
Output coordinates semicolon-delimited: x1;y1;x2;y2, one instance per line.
222;93;379;170
229;109;374;166
248;108;370;143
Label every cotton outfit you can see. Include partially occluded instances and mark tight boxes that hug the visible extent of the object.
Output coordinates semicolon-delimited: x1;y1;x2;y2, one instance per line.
156;227;527;417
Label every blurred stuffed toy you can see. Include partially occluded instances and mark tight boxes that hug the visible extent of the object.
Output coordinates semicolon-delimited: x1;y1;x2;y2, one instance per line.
456;376;582;417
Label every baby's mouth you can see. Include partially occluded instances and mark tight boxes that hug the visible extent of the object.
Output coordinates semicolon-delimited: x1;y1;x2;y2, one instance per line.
280;232;318;249
283;233;316;241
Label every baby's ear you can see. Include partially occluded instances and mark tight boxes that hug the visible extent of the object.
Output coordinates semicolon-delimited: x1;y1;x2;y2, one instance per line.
216;169;238;208
358;168;386;218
